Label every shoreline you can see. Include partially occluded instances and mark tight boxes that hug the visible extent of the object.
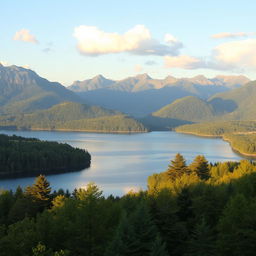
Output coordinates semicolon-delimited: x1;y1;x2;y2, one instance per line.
176;130;256;158
0;127;149;134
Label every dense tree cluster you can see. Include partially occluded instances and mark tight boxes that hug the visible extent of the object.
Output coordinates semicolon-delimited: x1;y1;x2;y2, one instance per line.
176;121;256;155
0;134;91;178
176;120;256;136
1;154;256;255
223;133;256;155
0;102;148;133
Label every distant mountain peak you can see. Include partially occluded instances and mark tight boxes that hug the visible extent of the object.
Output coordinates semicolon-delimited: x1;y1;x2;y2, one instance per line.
188;75;212;85
212;75;250;87
92;74;106;80
135;73;151;80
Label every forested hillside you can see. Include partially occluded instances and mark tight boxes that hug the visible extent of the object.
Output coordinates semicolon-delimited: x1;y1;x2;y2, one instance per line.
152;96;215;122
0;134;91;178
0;102;148;133
209;81;256;120
1;154;256;255
176;121;256;156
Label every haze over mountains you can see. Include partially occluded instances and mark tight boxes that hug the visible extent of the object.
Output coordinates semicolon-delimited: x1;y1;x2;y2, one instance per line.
0;65;147;132
0;64;81;114
69;73;250;116
0;64;256;132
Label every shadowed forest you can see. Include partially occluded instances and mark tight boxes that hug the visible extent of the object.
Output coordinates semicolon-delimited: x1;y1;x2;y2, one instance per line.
1;154;256;255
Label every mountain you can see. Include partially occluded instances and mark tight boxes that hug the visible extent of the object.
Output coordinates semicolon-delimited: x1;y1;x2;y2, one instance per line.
0;64;81;114
0;102;147;133
210;75;250;88
152;96;215;122
69;73;249;116
209;81;256;120
69;74;115;92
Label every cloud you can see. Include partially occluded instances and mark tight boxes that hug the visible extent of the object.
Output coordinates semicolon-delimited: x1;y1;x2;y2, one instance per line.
211;32;255;39
164;33;179;43
212;39;256;70
145;60;157;66
165;39;256;71
164;55;206;69
13;29;38;43
134;64;143;73
73;25;183;56
42;47;52;53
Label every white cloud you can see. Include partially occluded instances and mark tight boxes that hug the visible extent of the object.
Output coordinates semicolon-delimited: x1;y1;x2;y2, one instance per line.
164;33;179;43
134;64;143;73
213;39;256;70
13;29;38;44
73;25;183;56
164;55;205;69
211;32;255;39
165;39;256;71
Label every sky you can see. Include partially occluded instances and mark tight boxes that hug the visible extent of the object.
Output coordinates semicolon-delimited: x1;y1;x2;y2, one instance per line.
1;0;256;85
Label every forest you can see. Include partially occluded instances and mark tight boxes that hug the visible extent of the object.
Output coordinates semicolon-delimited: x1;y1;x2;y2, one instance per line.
176;121;256;155
0;153;256;255
0;134;91;178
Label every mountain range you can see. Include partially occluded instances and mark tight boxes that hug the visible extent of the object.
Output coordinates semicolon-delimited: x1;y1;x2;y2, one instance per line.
68;73;250;116
0;64;255;132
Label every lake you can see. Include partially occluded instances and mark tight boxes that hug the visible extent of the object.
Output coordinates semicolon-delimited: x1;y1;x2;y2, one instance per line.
0;130;244;196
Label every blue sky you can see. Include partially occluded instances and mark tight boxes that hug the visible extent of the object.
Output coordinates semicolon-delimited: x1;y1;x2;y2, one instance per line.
1;0;256;85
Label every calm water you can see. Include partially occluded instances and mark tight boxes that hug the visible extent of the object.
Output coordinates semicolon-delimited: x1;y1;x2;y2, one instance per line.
0;131;244;196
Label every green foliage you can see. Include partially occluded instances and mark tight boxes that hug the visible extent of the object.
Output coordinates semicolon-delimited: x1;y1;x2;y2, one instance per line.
186;218;216;256
223;133;256;155
217;194;256;256
0;102;148;133
176;120;256;136
1;155;256;255
153;96;215;122
0;133;91;178
149;235;169;256
176;120;256;155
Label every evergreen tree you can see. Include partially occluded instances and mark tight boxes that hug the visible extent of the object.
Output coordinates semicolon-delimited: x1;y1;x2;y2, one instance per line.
166;153;188;180
25;175;51;210
186;218;215;256
217;194;256;256
105;203;158;256
150;235;169;256
177;187;194;231
26;175;51;202
189;155;210;180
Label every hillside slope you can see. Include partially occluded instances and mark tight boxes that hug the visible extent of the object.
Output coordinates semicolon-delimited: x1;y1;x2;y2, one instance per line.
152;96;215;122
0;64;81;114
209;81;256;120
0;102;147;133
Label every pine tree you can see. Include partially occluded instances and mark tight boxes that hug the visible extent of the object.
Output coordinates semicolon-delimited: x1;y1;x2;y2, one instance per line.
25;175;51;209
177;187;194;231
105;203;158;256
189;155;210;180
150;235;169;256
186;218;215;256
166;153;188;180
